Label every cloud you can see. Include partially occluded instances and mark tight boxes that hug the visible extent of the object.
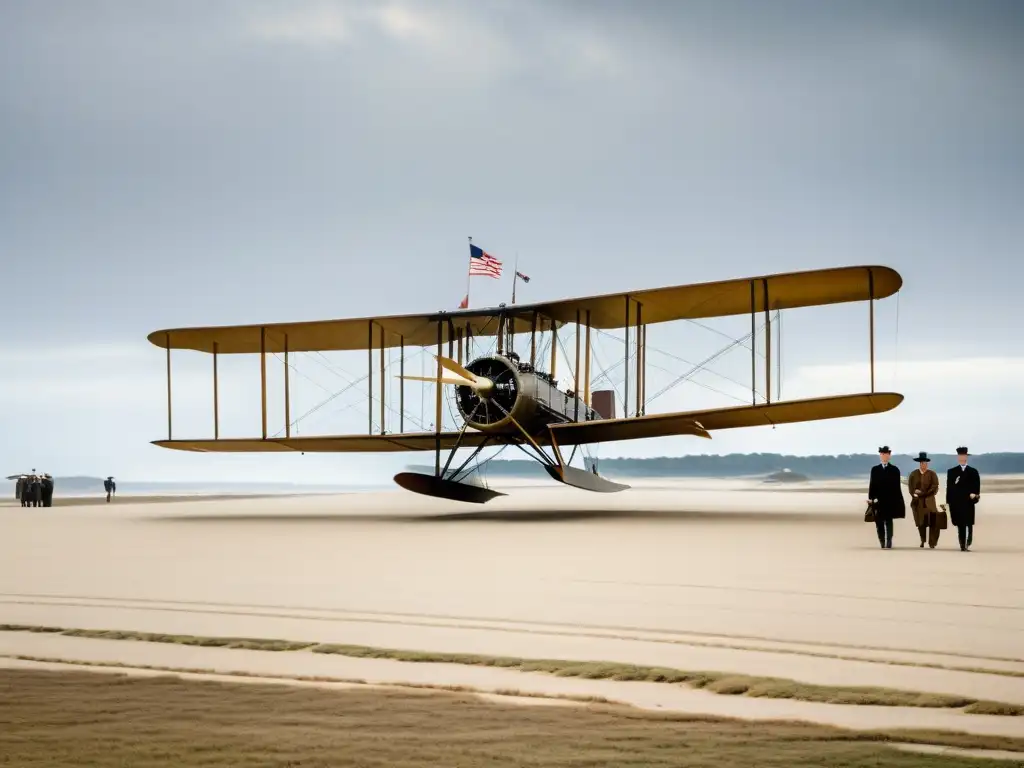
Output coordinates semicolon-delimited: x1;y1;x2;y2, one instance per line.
243;3;352;45
241;1;467;49
374;3;445;44
237;0;634;87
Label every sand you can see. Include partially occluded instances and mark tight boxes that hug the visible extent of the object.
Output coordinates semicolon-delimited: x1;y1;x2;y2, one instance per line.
2;478;1022;736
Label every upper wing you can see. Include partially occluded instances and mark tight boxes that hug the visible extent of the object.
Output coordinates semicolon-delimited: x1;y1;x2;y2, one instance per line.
548;392;903;446
523;264;900;329
147;265;900;354
152;431;494;453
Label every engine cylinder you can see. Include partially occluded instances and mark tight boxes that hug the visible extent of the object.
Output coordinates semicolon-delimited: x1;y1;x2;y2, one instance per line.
454;355;597;435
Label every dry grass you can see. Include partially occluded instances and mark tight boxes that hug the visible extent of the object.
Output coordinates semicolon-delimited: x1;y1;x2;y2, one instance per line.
2;668;1022;767
4;653;615;704
965;701;1024;717
2;623;1020;716
62;627;315;651
310;643;983;709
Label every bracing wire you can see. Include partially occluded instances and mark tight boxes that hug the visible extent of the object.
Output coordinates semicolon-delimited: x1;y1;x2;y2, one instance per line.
894;290;901;384
594;328;764;403
646;312;775;406
273;346;434;438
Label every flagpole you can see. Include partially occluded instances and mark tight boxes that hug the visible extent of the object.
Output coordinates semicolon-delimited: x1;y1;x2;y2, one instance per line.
466;236;472;308
511;253;519;305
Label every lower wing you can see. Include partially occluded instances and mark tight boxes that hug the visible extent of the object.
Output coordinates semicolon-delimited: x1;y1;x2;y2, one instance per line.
548;392;903;446
152;431;493;453
152;392;902;452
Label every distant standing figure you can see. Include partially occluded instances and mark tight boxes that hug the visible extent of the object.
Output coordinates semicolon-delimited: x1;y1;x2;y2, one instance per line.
946;447;980;551
908;452;944;548
29;475;42;507
868;445;905;549
104;476;116;502
41;474;54;507
16;477;26;506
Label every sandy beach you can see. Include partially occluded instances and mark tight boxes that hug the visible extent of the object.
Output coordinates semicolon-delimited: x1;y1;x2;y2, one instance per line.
2;478;1023;746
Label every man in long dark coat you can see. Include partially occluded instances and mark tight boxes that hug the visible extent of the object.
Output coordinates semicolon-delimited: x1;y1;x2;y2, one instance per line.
41;474;54;507
946;446;980;551
868;445;905;549
29;475;42;507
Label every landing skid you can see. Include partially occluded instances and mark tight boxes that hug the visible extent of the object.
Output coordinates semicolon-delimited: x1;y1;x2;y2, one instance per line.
543;464;630;493
393;472;507;503
392;405;629;502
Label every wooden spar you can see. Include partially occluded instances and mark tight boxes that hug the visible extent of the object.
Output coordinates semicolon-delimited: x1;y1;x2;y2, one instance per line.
550;319;557;378
750;280;756;405
624;296;630;418
574;310;581;421
400;335;405;432
763;280;771;405
367;320;373;434
435;321;442;475
283;336;290;438
868;268;875;392
640;323;647;415
584;311;591;407
456;328;463;365
212;341;219;439
260;326;267;439
635;302;643;417
379;325;385;434
165;333;172;440
531;311;538;366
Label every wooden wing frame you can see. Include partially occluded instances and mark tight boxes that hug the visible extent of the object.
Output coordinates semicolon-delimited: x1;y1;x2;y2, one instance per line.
148;264;900;354
148;264;903;456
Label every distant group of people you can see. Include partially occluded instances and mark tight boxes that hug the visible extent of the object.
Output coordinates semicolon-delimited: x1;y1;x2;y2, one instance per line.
867;446;980;551
15;473;55;507
13;474;117;506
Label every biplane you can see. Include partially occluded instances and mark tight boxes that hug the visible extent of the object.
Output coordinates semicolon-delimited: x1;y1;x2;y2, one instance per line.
147;265;903;503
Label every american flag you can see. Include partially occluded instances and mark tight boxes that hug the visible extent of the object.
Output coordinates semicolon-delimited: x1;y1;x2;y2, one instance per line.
469;243;502;278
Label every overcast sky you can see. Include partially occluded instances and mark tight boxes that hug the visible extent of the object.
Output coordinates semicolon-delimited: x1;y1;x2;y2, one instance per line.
2;0;1022;482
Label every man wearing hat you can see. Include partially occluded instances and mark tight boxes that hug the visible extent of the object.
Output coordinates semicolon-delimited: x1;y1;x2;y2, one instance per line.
41;474;54;507
867;446;905;548
946;447;980;551
908;452;944;548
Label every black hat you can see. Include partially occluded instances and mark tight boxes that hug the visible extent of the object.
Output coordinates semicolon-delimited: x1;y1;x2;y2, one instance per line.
956;446;969;456
913;452;930;462
878;445;891;453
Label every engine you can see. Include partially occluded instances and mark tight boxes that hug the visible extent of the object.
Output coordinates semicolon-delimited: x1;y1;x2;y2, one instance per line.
454;354;601;435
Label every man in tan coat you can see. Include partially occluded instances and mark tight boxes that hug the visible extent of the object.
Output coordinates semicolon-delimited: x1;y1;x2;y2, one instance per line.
908;452;945;548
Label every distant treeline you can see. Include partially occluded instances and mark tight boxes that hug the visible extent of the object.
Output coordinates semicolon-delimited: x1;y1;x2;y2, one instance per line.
411;453;1024;479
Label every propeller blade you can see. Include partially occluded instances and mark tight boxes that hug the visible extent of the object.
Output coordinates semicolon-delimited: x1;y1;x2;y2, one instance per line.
434;355;478;382
396;374;474;387
434;355;493;394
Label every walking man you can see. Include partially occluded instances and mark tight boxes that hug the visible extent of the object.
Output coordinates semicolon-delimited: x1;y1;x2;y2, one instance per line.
868;446;905;549
908;452;944;548
946;447;980;551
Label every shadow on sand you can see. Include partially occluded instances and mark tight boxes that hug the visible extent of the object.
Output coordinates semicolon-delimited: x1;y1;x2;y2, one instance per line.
146;509;847;525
